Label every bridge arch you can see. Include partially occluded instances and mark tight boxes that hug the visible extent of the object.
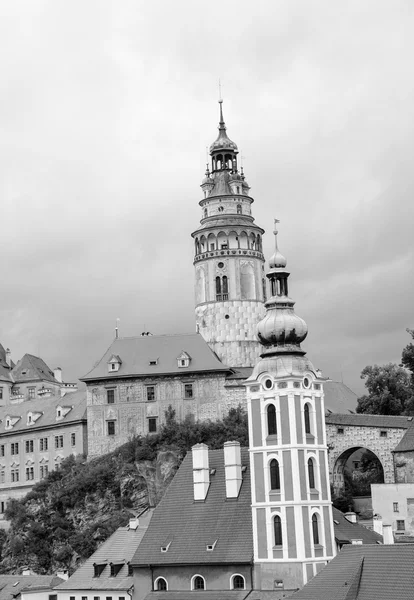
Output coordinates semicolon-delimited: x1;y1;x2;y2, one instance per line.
332;446;384;493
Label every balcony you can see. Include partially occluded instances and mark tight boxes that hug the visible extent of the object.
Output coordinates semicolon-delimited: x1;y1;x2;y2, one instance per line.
194;248;264;263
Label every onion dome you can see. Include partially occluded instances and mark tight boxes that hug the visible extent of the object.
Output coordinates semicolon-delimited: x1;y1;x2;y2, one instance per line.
209;101;238;153
202;165;213;184
256;221;308;356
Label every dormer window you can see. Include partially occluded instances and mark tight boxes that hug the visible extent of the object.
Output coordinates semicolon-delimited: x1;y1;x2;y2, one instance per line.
206;540;217;551
149;359;158;366
177;352;191;368
107;355;122;373
93;563;106;578
110;563;123;577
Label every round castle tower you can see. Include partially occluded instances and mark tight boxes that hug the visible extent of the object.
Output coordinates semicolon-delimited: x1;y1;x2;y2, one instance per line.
246;224;336;590
192;101;266;367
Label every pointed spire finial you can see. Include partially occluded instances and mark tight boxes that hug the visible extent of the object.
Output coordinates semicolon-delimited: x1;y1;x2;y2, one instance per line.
274;218;280;249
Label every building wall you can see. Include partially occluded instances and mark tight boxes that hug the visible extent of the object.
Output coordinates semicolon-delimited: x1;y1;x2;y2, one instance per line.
58;589;128;600
0;421;86;515
133;565;252;600
394;450;414;483
86;373;235;457
371;482;414;536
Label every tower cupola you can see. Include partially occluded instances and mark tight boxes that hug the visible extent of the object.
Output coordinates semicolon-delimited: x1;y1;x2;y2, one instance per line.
209;101;238;174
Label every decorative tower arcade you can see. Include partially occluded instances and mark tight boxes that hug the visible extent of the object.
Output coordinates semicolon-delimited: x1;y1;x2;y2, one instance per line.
192;101;266;368
246;224;335;590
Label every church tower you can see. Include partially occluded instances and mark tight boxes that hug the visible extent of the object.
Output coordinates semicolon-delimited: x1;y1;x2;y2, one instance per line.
192;101;266;368
246;223;335;591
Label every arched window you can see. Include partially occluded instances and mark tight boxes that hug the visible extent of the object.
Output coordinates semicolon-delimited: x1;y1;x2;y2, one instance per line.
274;515;282;546
308;458;315;489
192;575;205;590
304;403;311;434
270;459;280;491
237;204;242;214
231;575;245;590
156;578;167;591
267;404;277;436
312;513;319;545
222;276;228;298
203;208;208;218
216;276;222;299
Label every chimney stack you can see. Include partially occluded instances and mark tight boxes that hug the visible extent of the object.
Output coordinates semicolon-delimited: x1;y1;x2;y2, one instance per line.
372;514;383;536
192;443;210;501
382;524;394;544
224;441;242;499
5;348;12;367
54;367;62;383
344;511;357;524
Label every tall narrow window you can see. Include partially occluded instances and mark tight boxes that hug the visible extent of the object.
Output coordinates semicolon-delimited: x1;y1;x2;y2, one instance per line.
270;459;280;491
304;404;311;434
156;578;167;591
216;276;222;300
222;276;228;299
308;458;315;489
312;513;319;545
237;204;242;214
267;404;277;436
274;515;282;546
193;576;205;590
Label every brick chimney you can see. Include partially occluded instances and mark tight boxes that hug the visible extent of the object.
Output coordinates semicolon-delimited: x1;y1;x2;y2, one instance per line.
5;348;12;367
54;367;62;383
192;443;210;501
383;524;394;544
372;514;383;535
224;441;242;499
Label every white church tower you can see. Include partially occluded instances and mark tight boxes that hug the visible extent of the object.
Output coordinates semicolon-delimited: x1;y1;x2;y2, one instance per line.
192;101;266;368
246;222;335;591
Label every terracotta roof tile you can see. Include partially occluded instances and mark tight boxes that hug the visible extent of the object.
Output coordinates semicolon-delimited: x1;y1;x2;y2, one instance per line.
131;448;253;566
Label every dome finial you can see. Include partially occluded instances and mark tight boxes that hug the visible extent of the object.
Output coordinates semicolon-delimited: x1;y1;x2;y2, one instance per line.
269;218;287;269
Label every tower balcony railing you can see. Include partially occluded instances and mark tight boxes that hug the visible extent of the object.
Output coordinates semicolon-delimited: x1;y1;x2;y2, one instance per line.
194;248;264;262
216;294;229;301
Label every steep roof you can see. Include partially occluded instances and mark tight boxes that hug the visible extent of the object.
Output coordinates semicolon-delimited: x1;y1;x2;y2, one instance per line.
131;448;253;567
81;334;230;381
0;344;13;384
393;420;414;452
0;575;63;600
332;508;383;545
0;389;86;435
324;381;358;414
144;593;248;600
57;511;153;591
12;354;59;384
291;543;414;600
325;413;413;429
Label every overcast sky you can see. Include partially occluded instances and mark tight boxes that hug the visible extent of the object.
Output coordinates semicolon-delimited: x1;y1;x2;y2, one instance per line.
1;1;413;396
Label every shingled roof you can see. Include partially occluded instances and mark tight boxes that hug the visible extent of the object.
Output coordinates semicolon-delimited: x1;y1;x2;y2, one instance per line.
57;511;153;591
0;344;13;384
12;354;59;384
325;413;413;429
291;543;414;600
0;575;63;600
81;334;230;381
393;420;414;452
0;389;86;435
131;448;253;567
332;507;383;545
323;381;358;414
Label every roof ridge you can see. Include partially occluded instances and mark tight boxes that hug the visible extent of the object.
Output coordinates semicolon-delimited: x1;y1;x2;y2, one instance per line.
117;333;200;340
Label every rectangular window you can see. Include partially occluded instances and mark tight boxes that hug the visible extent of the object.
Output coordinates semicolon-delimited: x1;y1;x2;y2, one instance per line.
71;433;76;447
184;383;193;399
28;387;36;399
49;595;57;600
40;465;49;479
107;421;115;436
82;596;88;600
397;520;405;531
380;430;387;438
0;387;3;400
25;467;34;481
337;428;344;434
55;435;63;449
128;564;133;576
0;445;4;457
94;564;106;577
393;502;399;512
146;386;155;401
25;440;34;453
0;502;4;513
94;597;100;600
0;472;4;483
148;418;157;433
11;443;19;455
107;389;115;404
70;597;76;600
39;437;48;451
11;469;19;482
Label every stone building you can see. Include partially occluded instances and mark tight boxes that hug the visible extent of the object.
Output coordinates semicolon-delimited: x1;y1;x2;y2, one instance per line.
0;344;86;515
192;100;266;368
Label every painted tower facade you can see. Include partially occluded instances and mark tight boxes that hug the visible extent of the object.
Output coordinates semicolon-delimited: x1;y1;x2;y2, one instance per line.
192;102;266;368
246;225;335;591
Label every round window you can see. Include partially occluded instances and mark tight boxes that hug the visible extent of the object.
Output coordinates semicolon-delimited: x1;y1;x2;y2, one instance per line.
303;377;311;389
225;314;230;319
264;378;273;390
217;262;224;268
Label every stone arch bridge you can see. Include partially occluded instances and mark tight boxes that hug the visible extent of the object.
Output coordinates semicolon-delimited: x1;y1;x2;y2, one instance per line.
325;414;414;490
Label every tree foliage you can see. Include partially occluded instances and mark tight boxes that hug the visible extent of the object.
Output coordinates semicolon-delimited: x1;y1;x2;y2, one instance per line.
0;405;248;576
356;330;414;415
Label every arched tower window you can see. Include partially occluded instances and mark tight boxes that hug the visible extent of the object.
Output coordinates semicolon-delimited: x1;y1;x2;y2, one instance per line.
237;204;242;214
304;403;311;434
308;458;315;489
222;276;228;299
216;276;222;300
192;576;205;590
231;575;245;590
203;208;208;218
270;459;280;491
312;513;320;545
267;404;277;436
274;515;283;546
156;578;167;591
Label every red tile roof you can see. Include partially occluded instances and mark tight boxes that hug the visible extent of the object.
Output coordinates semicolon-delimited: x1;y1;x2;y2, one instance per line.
131;448;253;567
0;575;63;600
292;544;414;600
332;508;383;545
325;413;413;429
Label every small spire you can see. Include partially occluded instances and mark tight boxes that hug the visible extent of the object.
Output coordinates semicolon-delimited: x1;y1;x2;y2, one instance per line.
273;218;280;249
269;219;287;269
218;99;225;129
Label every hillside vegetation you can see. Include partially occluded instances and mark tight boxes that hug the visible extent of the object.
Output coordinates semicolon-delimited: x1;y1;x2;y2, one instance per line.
0;406;248;575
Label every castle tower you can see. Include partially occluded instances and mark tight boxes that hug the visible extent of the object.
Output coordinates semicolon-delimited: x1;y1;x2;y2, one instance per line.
245;222;335;591
192;101;266;367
